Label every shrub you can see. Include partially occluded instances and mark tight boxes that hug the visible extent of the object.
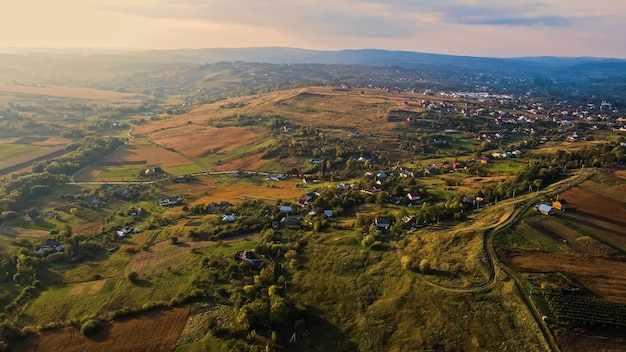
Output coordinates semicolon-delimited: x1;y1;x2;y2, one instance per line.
126;271;138;281
80;319;101;336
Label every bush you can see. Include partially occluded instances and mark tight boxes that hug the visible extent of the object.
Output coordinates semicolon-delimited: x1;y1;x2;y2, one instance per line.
126;271;138;281
80;319;101;336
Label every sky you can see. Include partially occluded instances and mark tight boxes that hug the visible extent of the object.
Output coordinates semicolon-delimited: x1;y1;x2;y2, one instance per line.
1;0;625;58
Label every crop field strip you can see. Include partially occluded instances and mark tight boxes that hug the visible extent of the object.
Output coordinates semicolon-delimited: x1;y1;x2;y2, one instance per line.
543;290;626;328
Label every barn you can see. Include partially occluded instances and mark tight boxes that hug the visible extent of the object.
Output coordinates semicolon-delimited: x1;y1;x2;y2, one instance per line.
538;204;554;215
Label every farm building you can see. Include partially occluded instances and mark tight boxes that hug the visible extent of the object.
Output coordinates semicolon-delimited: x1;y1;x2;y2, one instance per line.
281;217;302;229
407;192;421;201
552;199;568;211
538;204;555;215
375;217;391;230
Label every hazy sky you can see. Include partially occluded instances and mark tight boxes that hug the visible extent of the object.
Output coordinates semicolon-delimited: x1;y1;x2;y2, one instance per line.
1;0;625;58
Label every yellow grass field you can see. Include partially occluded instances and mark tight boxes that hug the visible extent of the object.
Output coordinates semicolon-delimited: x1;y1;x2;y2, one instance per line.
183;181;306;205
0;81;142;103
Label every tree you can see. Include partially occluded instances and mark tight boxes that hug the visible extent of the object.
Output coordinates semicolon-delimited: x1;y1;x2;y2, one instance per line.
126;271;138;281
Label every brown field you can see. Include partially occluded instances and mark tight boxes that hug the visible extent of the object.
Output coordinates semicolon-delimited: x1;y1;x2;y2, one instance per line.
0;226;50;239
499;249;626;304
0;81;142;103
526;217;617;255
554;328;626;352
14;308;189;352
71;219;104;238
212;152;269;171
560;185;626;224
129;233;259;275
100;141;194;167
141;124;263;158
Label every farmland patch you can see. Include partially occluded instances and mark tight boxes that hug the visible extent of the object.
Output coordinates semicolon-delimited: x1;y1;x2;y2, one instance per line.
498;249;626;304
14;308;189;352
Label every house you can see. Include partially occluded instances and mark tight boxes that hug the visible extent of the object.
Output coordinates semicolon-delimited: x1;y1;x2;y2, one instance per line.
552;199;568;211
36;239;64;255
144;167;165;177
267;174;287;181
126;207;144;216
303;176;315;184
538;204;554;215
237;250;264;269
279;203;293;213
407;192;421;201
281;217;302;229
222;214;236;223
83;197;101;208
372;184;383;192
43;211;59;218
24;210;40;222
116;227;133;238
158;196;181;206
324;210;333;217
375;217;391;230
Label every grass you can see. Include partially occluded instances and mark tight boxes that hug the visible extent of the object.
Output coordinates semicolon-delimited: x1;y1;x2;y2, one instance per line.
286;231;548;351
494;220;571;252
0;144;44;161
166;164;205;175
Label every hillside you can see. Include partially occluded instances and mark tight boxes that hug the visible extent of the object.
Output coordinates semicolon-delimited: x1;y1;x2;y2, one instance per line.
0;53;626;351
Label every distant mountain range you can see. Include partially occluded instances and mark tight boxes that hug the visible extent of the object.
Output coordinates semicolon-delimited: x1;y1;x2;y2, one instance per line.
126;47;626;78
3;47;626;79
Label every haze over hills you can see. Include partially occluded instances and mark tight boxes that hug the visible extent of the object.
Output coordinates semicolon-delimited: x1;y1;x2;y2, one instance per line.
3;47;626;79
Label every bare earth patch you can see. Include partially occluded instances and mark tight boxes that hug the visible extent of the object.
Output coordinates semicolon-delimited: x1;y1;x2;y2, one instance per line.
13;308;189;352
88;280;107;295
67;283;86;296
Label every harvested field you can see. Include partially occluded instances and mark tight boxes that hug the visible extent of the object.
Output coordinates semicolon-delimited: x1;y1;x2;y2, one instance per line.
188;182;305;205
526;217;618;255
0;226;50;239
147;125;263;158
498;249;626;304
13;308;189;352
100;142;194;168
554;327;626;352
71;220;104;238
560;186;626;225
0;82;142;103
212;152;269;171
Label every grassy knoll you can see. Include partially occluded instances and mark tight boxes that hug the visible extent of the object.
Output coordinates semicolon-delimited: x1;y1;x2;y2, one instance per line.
287;231;548;351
